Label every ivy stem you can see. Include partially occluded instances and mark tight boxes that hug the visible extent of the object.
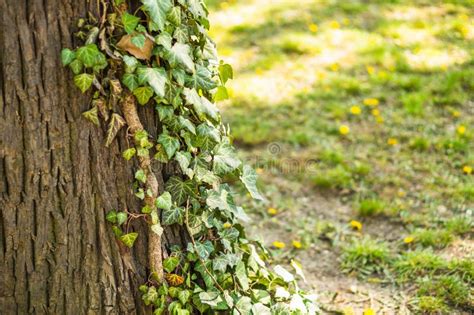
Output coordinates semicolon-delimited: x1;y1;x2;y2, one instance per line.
121;92;164;283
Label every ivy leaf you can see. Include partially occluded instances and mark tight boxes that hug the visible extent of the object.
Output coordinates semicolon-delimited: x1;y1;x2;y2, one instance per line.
141;0;172;31
135;169;146;183
183;88;218;121
213;86;228;102
236;261;249;291
187;0;206;18
69;59;83;74
105;113;126;147
116;212;128;225
133;86;154;105
172;69;186;86
82;106;100;126
163;256;180;273
123;55;139;73
194;240;214;260
178;290;191;305
156;32;172;50
76;44;101;67
178;116;195;134
213;141;241;175
218;63;233;84
156;191;172;210
151;223;163;236
162;206;184;225
240;165;264;200
137;67;167;97
158;133;180;159
120;232;138;248
195;166;219;185
166;43;195;73
168;6;181;26
156;105;174;122
173;27;188;43
199;291;222;308
165;176;196;205
122;148;136;160
74;73;94;93
131;33;146;48
175;151;191;173
122;12;140;34
61;48;76;66
273;265;295;283
122;73;139;91
187;65;217;90
212;254;232;273
106;210;117;223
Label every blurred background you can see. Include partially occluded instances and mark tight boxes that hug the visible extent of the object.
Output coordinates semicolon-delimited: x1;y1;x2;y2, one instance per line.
206;0;473;313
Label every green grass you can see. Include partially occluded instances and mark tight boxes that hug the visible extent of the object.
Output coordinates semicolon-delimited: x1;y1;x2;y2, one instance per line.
208;0;474;312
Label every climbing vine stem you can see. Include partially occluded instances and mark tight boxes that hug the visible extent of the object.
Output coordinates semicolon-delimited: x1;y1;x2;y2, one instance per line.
61;0;318;313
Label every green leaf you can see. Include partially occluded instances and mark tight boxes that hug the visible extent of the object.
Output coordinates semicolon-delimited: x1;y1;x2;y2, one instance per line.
122;12;140;34
141;0;172;31
156;191;172;210
163;256;180;273
273;265;294;283
156;31;172;50
162;206;184;225
151;223;163;236
236;261;249;291
168;6;181;25
116;212;128;225
199;291;222;308
218;63;233;84
194;166;219;185
122;73;139;91
165;176;196;205
82;106;100;126
187;0;206;18
135;169;147;183
122;148;137;160
143;286;159;305
173;27;188;44
183;88;218;121
165;43;195;73
172;68;186;86
213;141;241;174
156;105;174;122
213;86;228;102
61;48;76;66
105;113;126;147
178;116;195;134
187;65;217;90
76;44;101;67
194;240;214;260
158;133;180;159
120;232;138;248
106;210;117;223
137;67;167;97
178;290;191;305
133;86;154;105
123;55;139;73
240;165;264;200
175;151;191;173
74;73;94;93
131;33;146;48
212;254;232;273
69;59;83;74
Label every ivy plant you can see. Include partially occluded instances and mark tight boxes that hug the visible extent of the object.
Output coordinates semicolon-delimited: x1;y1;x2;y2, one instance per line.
62;0;317;313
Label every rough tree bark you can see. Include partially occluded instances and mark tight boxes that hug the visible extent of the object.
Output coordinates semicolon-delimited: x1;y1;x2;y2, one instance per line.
0;0;185;313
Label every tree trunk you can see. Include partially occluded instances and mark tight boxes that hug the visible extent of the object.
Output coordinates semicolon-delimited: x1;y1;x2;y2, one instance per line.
0;1;184;313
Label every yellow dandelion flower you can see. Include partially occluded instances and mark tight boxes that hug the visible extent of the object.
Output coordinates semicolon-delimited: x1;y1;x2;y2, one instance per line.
376;116;384;124
364;98;379;106
457;125;466;135
330;63;340;72
387;138;398;146
292;240;302;249
463;165;472;175
397;190;406;197
198;89;204;96
452;110;461;118
342;18;350;26
272;241;286;249
366;66;375;75
255;67;264;75
404;236;414;244
223;222;232;229
350;220;362;231
267;207;278;215
329;20;340;29
363;308;376;315
219;1;229;9
339;125;350;135
371;108;380;117
308;23;318;33
316;71;326;80
350;106;362;115
378;71;388;80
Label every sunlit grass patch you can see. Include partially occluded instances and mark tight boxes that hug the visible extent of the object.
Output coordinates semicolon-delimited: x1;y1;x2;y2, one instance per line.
394;250;447;281
341;237;392;276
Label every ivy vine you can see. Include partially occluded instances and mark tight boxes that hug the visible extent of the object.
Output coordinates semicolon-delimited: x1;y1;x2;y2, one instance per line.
62;0;317;313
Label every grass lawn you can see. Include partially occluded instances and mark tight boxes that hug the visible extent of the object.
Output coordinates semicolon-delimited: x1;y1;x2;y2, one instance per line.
207;0;473;313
